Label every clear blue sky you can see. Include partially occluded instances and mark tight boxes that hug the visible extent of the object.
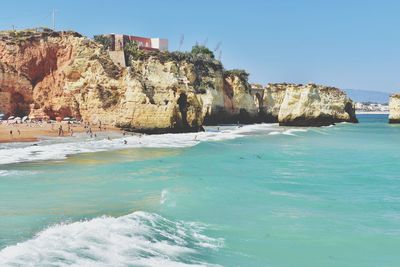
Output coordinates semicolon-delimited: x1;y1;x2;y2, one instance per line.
0;0;399;92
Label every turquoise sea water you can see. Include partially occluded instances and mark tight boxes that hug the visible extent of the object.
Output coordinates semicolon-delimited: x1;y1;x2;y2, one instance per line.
0;114;399;266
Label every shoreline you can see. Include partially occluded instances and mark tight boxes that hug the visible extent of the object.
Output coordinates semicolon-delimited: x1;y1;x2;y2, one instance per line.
355;111;389;115
0;122;120;144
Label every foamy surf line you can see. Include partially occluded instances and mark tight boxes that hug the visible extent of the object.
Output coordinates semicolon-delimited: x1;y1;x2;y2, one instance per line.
0;124;279;165
0;211;223;267
0;170;39;177
268;128;309;136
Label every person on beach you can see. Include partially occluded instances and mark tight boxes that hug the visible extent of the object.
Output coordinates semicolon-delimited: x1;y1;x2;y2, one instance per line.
9;130;12;137
58;125;63;136
124;140;127;144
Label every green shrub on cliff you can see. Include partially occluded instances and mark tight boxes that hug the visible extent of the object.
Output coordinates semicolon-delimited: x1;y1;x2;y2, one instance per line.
124;40;146;64
190;45;215;59
224;69;249;82
93;35;111;51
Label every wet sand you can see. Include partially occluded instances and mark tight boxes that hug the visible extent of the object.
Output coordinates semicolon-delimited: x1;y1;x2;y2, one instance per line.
0;122;120;143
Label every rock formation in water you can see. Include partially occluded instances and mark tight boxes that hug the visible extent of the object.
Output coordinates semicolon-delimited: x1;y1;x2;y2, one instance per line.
260;83;358;126
389;94;400;123
0;28;357;132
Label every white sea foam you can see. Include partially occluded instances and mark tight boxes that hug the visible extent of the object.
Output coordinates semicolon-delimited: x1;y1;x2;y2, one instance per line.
0;170;38;177
160;189;168;204
0;124;279;165
268;128;309;136
0;211;223;267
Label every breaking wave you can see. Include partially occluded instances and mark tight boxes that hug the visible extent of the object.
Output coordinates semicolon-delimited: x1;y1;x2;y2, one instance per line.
268;128;309;136
0;124;279;165
0;170;38;177
0;211;223;267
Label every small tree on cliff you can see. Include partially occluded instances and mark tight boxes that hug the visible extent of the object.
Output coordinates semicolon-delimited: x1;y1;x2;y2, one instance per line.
93;35;111;51
124;40;145;64
224;69;249;83
190;45;215;59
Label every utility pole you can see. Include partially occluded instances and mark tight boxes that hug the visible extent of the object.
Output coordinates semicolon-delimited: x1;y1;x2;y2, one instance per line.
179;34;184;51
52;9;56;30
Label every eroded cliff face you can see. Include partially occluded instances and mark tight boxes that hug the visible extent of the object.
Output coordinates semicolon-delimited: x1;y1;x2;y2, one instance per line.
0;62;32;116
262;83;287;122
0;29;357;131
203;73;259;124
0;29;258;133
389;94;400;123
262;83;358;126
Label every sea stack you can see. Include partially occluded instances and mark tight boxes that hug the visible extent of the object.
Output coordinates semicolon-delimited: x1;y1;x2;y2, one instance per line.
389;94;400;123
0;28;358;132
261;83;358;126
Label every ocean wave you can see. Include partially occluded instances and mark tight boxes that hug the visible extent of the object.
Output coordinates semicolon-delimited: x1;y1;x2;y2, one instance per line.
0;170;38;177
268;128;309;136
0;211;223;267
0;124;279;165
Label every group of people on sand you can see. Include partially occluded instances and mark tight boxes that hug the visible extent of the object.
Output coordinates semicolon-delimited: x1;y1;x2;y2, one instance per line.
9;129;21;138
3;117;150;145
57;124;75;137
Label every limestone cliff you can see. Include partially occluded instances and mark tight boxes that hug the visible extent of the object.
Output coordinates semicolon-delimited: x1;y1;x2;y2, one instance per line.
261;83;357;126
0;28;258;133
0;62;32;116
389;94;400;123
203;70;259;124
0;28;357;132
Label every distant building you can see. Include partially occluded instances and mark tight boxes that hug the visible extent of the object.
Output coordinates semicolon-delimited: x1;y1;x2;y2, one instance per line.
355;102;389;113
97;34;168;52
94;33;168;67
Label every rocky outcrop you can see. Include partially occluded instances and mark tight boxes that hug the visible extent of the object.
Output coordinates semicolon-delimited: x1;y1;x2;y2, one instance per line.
203;71;259;124
0;28;357;132
389;94;400;123
262;83;287;122
261;83;357;126
0;62;32;116
0;28;258;133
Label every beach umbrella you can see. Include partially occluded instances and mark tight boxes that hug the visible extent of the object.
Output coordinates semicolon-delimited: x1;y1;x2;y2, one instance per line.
15;117;21;120
63;117;71;121
22;116;28;122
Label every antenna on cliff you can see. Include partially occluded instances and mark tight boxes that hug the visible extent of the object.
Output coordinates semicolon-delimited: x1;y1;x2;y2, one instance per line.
52;9;57;30
214;42;221;52
179;34;184;51
218;50;222;61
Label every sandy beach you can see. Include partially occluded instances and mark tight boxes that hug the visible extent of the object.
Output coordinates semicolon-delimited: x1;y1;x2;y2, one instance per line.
0;122;120;143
